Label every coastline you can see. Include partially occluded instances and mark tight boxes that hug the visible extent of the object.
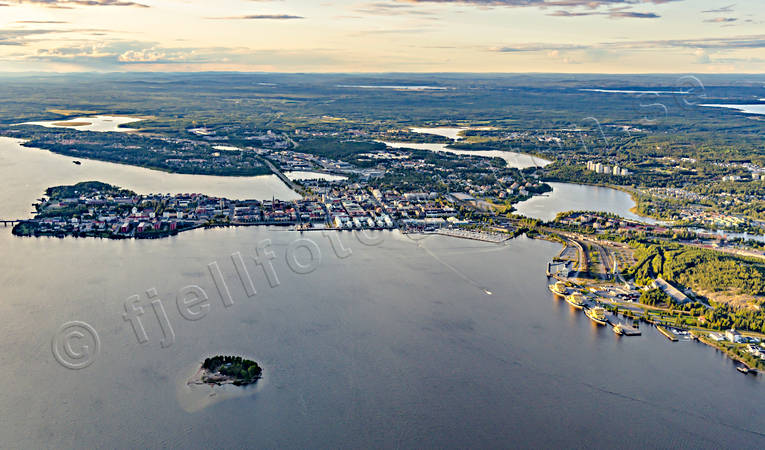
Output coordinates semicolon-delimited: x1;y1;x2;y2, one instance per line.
538;178;664;223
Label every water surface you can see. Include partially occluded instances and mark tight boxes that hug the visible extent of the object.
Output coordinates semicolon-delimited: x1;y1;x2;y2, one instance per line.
284;171;347;182
0;137;299;214
382;141;551;170
702;104;765;115
513;182;657;223
17;115;144;132
409;127;468;140
0;224;762;448
382;127;552;169
0;126;762;449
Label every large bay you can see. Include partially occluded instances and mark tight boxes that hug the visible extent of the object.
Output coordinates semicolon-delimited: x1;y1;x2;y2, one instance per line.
0;137;299;219
0;135;762;449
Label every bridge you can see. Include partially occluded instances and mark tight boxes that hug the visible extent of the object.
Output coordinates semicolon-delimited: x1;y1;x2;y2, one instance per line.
259;157;306;195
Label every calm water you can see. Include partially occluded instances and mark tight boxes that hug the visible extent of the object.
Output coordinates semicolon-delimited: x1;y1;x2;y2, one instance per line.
337;85;450;91
702;104;765;116
383;127;551;170
381;141;550;170
0;138;763;448
409;127;468;141
17;115;144;132
514;182;657;223
693;228;765;244
284;171;347;182
0;137;299;211
582;89;690;95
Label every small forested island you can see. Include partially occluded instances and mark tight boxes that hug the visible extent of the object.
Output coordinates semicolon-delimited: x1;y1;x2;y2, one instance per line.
189;355;263;387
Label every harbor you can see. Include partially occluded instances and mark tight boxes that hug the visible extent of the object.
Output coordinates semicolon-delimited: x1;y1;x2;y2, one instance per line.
544;229;765;375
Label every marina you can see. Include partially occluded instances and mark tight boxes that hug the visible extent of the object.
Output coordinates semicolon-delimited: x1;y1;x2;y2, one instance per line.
434;228;511;243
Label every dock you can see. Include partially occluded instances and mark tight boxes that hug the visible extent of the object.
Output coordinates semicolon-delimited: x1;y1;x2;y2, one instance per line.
434;228;510;243
610;321;641;336
657;326;678;342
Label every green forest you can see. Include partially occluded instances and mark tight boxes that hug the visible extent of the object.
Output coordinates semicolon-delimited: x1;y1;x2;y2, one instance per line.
202;355;262;386
625;241;765;297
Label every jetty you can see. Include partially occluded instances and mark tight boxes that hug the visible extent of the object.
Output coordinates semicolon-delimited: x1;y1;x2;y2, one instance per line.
435;228;510;243
657;326;679;342
610;321;641;336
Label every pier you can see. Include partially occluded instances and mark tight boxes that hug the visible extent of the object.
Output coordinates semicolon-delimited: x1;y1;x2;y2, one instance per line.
609;321;642;336
1;220;22;227
657;326;679;342
434;228;510;243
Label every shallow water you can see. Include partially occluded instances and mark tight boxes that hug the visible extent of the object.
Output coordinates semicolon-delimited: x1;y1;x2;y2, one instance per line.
513;182;657;223
17;115;144;132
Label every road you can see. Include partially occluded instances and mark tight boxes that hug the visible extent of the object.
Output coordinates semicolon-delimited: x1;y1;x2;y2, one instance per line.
259;157;304;194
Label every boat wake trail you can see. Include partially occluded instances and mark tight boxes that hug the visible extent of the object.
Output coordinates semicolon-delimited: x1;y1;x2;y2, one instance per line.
409;235;493;296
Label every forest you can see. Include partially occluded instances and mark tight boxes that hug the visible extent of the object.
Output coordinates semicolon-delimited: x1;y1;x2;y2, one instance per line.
625;241;765;298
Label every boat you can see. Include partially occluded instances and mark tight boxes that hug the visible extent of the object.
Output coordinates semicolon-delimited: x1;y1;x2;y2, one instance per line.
72;160;82;165
549;281;567;296
736;365;750;374
565;292;585;309
585;307;608;325
612;324;624;335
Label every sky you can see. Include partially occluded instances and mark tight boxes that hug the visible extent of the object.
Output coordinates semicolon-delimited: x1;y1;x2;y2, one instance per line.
0;0;764;73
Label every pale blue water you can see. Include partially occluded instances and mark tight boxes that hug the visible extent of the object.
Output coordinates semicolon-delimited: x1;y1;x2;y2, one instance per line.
0;137;763;449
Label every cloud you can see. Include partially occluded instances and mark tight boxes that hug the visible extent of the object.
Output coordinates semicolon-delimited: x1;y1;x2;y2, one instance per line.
611;35;765;50
118;48;170;62
208;14;304;20
493;35;765;54
388;0;682;19
393;0;678;4
16;40;345;71
548;9;659;18
15;20;69;24
0;28;71;45
702;4;735;13
355;2;436;16
703;17;738;23
4;0;148;8
493;43;588;52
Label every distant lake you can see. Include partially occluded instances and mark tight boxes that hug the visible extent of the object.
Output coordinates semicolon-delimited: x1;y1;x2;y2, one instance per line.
409;127;468;140
513;182;657;223
284;171;347;182
337;85;450;91
581;89;691;95
692;228;765;244
16;115;144;132
701;104;765;116
382;127;551;170
382;141;551;170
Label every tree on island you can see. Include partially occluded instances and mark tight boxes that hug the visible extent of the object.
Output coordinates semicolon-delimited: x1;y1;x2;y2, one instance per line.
201;355;262;386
